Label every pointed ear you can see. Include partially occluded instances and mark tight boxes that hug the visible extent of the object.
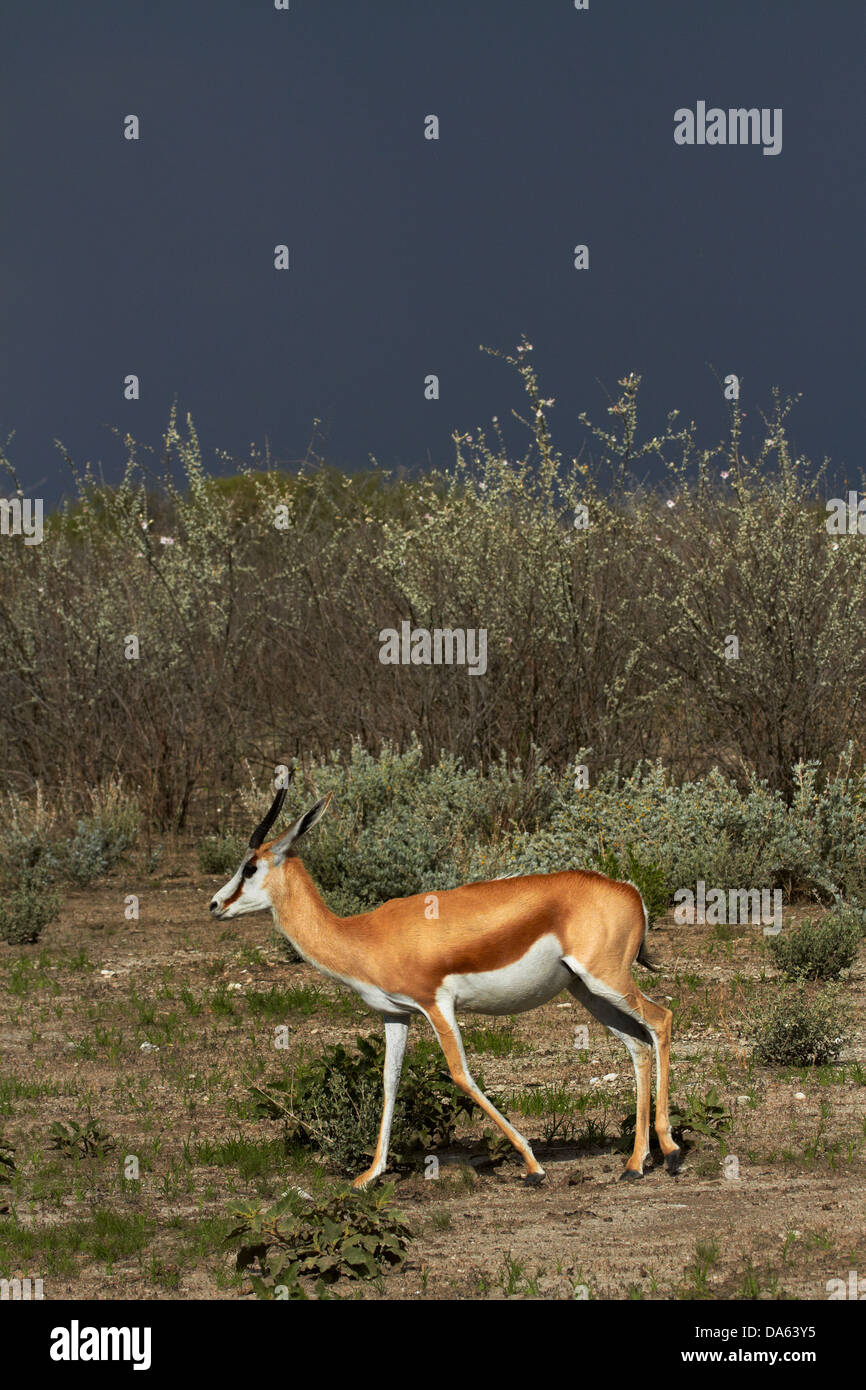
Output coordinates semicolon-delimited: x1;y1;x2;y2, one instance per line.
269;794;333;863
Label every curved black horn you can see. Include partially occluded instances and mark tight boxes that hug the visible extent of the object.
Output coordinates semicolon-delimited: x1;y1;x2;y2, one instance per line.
249;785;288;849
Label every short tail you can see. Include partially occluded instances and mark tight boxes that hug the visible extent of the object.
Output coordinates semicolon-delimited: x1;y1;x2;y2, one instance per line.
636;938;660;972
629;880;660;972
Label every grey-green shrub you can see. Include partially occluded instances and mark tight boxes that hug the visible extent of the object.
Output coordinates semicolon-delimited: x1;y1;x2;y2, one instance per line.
235;742;866;917
504;754;866;907
64;816;134;886
0;829;62;890
197;834;247;876
768;910;861;980
1;784;139;888
0;884;61;945
749;984;850;1067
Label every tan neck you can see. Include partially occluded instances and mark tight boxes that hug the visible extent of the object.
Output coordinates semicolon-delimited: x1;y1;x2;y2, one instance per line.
268;856;360;977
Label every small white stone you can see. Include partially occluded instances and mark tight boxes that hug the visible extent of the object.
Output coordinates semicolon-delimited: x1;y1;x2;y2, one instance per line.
794;1091;807;1101
139;1041;159;1053
603;1073;618;1082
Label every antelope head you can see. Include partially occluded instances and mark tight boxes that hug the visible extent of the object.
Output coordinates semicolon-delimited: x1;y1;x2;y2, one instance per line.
208;787;332;920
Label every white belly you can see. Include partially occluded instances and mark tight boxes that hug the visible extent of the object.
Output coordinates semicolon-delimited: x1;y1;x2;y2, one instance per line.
442;933;570;1015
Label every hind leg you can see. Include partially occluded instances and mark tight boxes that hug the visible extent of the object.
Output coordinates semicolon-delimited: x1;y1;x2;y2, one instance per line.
565;954;682;1176
638;992;681;1174
567;974;653;1178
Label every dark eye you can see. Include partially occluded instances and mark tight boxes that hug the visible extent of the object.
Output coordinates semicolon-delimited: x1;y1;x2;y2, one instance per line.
242;862;258;880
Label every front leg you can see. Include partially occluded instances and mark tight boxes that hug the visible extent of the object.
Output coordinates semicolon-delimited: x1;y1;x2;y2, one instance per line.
353;1013;411;1188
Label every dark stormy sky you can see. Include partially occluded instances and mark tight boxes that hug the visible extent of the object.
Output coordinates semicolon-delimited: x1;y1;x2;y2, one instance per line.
2;0;864;509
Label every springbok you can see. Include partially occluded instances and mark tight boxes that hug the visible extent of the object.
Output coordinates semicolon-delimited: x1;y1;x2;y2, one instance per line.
209;788;681;1188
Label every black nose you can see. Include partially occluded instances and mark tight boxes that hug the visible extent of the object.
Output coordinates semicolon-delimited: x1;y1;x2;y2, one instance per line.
209;900;218;913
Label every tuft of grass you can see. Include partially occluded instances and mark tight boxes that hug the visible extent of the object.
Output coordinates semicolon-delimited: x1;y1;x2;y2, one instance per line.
208;985;237;1018
179;986;204;1016
246;985;324;1018
193;1134;288;1182
679;1238;721;1299
500;1252;526;1296
82;1209;154;1265
509;1084;577;1118
463;1024;529;1057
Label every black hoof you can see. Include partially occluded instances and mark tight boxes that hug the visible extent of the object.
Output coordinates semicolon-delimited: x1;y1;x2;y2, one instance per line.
524;1169;546;1187
619;1167;644;1182
664;1148;683;1175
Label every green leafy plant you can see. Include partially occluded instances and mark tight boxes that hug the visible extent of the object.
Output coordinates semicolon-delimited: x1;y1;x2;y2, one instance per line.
0;1138;14;1182
227;1183;410;1298
768;909;861;981
0;1136;15;1213
0;1134;14;1200
48;1117;117;1160
667;1087;732;1148
251;1033;493;1174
